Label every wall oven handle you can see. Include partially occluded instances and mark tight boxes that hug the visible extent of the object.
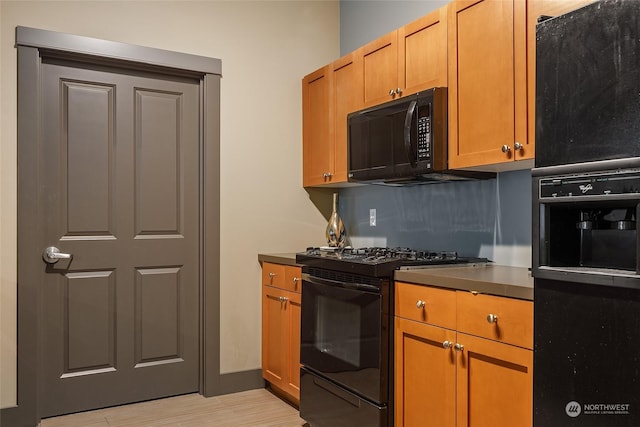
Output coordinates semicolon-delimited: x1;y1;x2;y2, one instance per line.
404;100;418;168
302;273;380;293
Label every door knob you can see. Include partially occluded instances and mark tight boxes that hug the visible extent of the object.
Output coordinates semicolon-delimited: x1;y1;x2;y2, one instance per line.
42;246;73;264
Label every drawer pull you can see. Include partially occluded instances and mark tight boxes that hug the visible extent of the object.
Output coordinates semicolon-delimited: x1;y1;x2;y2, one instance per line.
442;340;453;349
416;300;426;309
454;343;464;352
487;313;499;324
269;272;277;278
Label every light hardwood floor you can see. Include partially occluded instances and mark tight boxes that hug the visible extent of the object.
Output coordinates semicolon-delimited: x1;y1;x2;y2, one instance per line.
40;389;306;427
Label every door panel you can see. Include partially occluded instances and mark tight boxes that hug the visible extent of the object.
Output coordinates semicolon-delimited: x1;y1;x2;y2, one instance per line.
64;81;114;236
64;271;116;375
40;58;200;417
135;89;183;235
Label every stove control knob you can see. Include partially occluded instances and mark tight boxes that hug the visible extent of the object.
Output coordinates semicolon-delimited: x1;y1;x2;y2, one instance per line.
442;340;453;349
416;300;426;309
487;313;498;324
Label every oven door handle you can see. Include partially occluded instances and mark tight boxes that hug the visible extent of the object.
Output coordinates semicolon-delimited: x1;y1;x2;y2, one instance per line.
302;273;380;293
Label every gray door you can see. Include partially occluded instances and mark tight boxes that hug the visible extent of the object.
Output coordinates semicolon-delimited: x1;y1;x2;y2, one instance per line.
38;57;200;417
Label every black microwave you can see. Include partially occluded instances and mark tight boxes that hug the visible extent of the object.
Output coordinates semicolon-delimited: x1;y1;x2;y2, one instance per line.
347;88;447;183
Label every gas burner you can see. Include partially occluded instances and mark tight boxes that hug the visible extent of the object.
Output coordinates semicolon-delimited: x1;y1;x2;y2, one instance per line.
297;246;487;277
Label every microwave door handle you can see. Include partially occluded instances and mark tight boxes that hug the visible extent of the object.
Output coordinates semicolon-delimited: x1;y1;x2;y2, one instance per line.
404;100;418;167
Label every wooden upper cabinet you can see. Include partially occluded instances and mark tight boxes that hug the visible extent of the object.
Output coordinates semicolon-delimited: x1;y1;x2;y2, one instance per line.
362;5;448;108
399;5;448;95
362;31;399;107
448;0;528;170
302;65;333;187
302;54;362;187
332;52;363;183
526;0;596;164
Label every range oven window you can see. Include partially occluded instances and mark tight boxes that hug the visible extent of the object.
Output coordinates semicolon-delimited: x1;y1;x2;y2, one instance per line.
315;295;361;367
300;271;388;404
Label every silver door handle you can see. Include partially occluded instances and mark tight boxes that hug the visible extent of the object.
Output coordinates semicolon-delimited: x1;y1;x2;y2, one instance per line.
43;246;73;264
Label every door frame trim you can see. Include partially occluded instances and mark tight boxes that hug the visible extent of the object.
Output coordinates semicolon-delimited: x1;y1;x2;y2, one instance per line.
2;27;259;427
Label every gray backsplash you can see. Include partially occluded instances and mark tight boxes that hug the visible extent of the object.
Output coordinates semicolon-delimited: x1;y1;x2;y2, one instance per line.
338;169;532;264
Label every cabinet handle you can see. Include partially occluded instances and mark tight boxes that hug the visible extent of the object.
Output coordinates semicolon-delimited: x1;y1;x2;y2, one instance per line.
501;144;511;153
454;343;464;352
268;272;276;278
514;141;524;151
396;87;403;95
278;296;289;303
416;300;426;309
442;340;453;349
487;313;499;324
292;277;300;283
389;89;395;96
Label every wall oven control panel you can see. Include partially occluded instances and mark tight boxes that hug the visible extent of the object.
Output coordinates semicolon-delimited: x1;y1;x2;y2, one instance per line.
539;169;640;199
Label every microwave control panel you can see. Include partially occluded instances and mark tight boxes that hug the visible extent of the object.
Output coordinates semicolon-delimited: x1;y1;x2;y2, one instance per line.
539;169;640;199
417;115;431;162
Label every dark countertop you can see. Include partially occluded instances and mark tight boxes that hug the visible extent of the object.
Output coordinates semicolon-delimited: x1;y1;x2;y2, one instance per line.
258;254;533;300
394;264;533;301
257;253;300;267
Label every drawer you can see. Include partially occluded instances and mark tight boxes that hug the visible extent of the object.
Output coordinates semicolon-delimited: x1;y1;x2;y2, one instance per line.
262;262;285;289
456;291;533;349
394;281;456;330
284;266;302;293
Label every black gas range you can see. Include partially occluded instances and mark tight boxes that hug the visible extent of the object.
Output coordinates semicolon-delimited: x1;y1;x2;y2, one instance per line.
296;246;488;278
296;246;487;427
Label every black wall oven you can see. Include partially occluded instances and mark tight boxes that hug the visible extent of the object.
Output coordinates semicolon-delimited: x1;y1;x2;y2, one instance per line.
300;267;390;427
533;2;640;425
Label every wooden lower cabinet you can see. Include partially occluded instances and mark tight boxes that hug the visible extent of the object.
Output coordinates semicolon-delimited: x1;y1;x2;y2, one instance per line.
394;282;532;427
262;263;302;403
395;317;456;427
456;333;532;427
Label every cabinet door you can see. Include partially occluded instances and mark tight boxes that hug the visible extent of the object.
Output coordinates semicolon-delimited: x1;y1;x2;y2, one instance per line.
286;291;302;400
526;0;596;161
395;317;456;427
456;333;532;427
262;285;286;386
398;5;448;96
448;0;527;168
332;52;363;183
303;65;333;186
362;31;399;107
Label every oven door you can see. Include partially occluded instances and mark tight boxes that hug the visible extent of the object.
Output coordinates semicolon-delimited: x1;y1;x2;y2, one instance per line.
300;273;387;404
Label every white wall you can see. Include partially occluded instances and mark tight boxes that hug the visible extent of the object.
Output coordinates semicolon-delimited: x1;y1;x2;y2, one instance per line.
0;0;339;408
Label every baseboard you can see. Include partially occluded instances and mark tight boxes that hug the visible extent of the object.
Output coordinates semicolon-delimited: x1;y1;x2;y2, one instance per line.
208;368;264;396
